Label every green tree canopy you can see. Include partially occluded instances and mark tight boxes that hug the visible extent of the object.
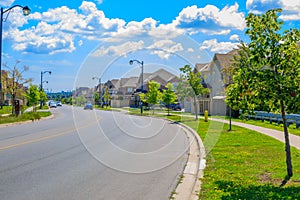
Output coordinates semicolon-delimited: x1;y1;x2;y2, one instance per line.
26;84;40;112
162;83;177;115
93;92;100;105
139;80;162;114
103;87;112;107
180;65;209;120
226;9;300;181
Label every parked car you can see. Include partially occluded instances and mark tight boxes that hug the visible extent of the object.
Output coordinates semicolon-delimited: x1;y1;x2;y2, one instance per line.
49;101;57;108
48;100;54;106
56;101;62;106
84;103;93;110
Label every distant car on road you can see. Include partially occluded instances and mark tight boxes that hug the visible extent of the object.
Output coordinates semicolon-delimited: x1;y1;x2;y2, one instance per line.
84;103;93;110
56;101;62;106
49;101;57;108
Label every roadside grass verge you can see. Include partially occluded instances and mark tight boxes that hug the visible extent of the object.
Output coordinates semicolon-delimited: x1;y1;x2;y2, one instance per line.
0;106;12;115
214;116;300;137
94;105;113;111
0;111;51;124
183;119;300;199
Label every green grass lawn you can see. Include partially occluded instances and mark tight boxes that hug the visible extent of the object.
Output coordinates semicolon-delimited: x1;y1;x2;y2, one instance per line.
216;116;300;137
0;111;51;124
0;106;12;115
174;118;300;199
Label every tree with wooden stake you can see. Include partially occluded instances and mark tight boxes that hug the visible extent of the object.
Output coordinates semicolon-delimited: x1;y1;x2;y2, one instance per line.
226;9;300;185
162;83;177;116
180;65;209;120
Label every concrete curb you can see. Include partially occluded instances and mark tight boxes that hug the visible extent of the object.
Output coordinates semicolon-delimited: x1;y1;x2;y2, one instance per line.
171;122;206;199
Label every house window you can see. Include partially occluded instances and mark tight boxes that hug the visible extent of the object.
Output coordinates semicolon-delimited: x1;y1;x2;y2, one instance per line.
127;88;132;93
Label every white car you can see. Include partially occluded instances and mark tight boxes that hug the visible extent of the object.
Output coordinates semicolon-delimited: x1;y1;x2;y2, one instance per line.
49;102;57;108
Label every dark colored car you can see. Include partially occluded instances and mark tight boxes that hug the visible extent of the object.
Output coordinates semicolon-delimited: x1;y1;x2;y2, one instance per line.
84;103;93;110
165;103;182;111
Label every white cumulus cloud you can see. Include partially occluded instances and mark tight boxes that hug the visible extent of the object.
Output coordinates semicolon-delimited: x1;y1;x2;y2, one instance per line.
200;39;239;53
148;40;184;59
246;0;300;20
0;0;14;7
173;3;245;35
229;34;240;41
4;1;246;57
92;40;144;57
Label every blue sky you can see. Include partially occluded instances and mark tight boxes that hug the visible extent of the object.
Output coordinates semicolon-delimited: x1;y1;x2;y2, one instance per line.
1;0;300;92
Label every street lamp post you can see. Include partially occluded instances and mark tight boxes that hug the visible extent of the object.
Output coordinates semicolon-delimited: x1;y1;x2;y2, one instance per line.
129;59;144;114
92;77;101;106
0;5;30;108
40;71;51;108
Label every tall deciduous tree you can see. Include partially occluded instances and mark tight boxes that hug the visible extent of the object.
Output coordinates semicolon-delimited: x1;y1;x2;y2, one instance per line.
180;65;209;120
162;83;177;116
226;9;300;183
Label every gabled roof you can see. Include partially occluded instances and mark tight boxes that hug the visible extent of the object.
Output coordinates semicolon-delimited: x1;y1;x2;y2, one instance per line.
195;48;238;73
213;53;235;69
195;63;210;72
122;77;138;88
143;69;178;83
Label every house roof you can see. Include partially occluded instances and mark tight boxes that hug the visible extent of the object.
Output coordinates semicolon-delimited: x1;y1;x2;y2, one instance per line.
213;53;235;69
195;63;210;72
143;69;178;83
195;49;238;73
122;77;138;88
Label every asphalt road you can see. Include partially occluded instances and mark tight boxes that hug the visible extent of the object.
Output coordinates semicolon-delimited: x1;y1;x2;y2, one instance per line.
0;105;189;200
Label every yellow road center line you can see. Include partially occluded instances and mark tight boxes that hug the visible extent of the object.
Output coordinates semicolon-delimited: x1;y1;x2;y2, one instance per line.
0;119;100;151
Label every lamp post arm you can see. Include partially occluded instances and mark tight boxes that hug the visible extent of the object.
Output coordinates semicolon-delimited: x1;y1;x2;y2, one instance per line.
2;5;25;14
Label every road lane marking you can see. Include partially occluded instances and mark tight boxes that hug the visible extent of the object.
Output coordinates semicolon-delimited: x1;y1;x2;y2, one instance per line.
0;119;100;151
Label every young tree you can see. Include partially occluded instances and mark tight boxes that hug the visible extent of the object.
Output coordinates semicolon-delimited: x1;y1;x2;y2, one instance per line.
146;81;162;114
25;84;40;112
226;9;300;183
175;75;195;110
180;65;210;120
162;83;177;116
3;61;32;113
93;92;100;106
75;95;86;106
102;87;112;108
39;89;48;108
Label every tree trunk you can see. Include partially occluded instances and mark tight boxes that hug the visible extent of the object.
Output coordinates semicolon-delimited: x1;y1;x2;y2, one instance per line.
194;96;198;120
280;100;293;178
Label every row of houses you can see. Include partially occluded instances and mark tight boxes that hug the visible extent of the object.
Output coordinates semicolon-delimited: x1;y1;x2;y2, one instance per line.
74;50;237;115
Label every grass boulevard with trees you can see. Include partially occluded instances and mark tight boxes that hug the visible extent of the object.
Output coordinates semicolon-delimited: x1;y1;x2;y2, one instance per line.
128;8;300;199
0;8;299;200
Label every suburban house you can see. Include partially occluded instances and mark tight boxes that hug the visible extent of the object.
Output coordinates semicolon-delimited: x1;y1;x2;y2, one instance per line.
193;49;238;116
97;68;180;108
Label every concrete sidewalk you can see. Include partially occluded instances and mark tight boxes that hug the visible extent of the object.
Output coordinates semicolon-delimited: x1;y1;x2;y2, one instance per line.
211;118;300;150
